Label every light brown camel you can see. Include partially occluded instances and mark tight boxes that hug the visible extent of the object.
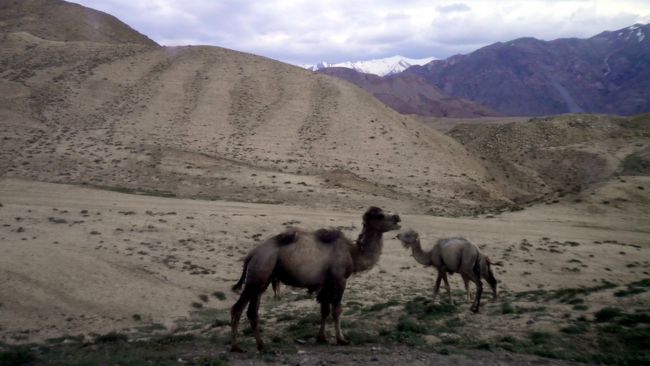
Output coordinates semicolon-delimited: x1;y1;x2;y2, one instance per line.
229;207;401;352
396;229;497;313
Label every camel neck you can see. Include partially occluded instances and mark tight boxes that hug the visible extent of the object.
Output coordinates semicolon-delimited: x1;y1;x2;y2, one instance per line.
352;227;383;273
410;240;431;266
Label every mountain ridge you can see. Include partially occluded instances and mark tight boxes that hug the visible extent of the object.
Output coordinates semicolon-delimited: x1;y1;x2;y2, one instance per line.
405;23;650;116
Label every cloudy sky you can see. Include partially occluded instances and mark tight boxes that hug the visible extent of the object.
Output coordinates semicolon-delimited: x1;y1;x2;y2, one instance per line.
74;0;650;65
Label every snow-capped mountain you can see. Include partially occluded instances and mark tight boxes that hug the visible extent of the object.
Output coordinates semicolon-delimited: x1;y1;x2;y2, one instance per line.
301;55;436;76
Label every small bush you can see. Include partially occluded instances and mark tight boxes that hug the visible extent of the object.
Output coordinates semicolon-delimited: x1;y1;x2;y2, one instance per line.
595;307;623;322
501;302;514;314
528;331;553;345
95;332;128;343
622;153;650;175
212;291;227;300
561;322;589;334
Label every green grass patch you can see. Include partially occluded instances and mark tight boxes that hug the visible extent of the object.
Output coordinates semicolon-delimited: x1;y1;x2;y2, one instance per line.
366;299;399;312
404;296;456;320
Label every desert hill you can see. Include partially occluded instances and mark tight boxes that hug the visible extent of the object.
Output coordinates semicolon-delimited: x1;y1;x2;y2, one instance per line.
0;27;507;216
407;24;650;116
317;67;499;118
447;114;650;204
0;0;157;45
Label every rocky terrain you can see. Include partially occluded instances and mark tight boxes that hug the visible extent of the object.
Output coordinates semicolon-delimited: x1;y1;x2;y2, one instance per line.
407;24;650;116
447;114;650;204
0;1;649;365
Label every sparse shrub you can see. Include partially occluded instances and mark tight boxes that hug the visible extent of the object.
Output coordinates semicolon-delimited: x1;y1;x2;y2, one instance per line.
95;331;128;343
595;307;623;322
617;313;650;326
561;322;589;334
156;334;195;345
528;331;553;345
622;153;650;175
615;279;650;297
501;302;514;314
199;294;209;302
404;296;456;319
212;291;226;300
366;299;399;312
396;316;427;334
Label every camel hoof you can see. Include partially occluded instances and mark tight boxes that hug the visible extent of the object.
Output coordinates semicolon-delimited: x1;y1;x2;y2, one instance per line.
256;342;265;352
336;338;350;346
316;335;328;344
470;307;479;313
230;344;245;353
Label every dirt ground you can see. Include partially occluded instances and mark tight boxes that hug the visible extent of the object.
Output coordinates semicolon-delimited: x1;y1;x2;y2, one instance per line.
1;178;648;364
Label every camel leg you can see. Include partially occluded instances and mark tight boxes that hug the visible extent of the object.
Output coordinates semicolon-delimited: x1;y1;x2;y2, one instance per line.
433;271;443;303
333;304;349;345
246;292;264;351
442;273;453;304
468;274;483;313
462;274;471;303
272;278;281;299
317;301;331;343
230;287;253;352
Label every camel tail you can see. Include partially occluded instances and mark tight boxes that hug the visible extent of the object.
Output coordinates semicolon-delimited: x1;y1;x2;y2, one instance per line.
232;255;251;293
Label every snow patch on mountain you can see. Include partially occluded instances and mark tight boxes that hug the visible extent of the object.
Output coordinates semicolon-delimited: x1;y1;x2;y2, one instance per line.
301;55;436;76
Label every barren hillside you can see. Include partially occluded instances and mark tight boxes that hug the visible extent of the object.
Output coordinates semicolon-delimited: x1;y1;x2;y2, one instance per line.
0;0;157;45
0;30;508;215
447;114;650;204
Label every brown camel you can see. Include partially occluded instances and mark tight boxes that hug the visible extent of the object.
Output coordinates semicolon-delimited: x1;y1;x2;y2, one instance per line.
396;229;497;313
229;207;401;352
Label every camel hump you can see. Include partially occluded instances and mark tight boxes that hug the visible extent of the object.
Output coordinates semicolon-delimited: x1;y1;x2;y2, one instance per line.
314;228;343;244
274;229;298;246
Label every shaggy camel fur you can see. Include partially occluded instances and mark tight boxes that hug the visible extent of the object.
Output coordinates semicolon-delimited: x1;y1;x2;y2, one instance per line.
396;229;497;313
230;207;401;352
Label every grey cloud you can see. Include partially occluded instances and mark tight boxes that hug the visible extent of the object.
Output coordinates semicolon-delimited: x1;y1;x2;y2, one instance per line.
73;0;650;65
436;3;471;13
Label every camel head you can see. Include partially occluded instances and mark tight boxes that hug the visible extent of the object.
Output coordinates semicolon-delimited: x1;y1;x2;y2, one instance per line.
363;206;401;233
396;229;419;249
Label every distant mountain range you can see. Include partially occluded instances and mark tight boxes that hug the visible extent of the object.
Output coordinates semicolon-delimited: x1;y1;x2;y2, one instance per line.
315;23;650;117
406;23;650;116
301;55;436;76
